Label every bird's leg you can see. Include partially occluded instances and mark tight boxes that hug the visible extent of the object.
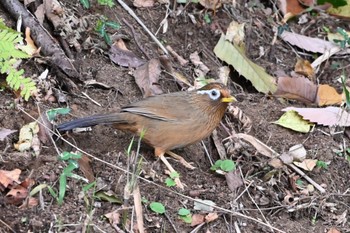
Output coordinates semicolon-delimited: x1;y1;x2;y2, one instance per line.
155;149;184;189
166;151;196;170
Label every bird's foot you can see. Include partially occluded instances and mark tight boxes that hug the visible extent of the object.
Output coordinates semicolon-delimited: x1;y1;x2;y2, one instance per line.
166;151;196;170
159;155;185;190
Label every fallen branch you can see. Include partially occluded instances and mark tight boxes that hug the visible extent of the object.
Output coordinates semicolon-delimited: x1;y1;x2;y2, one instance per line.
1;0;81;90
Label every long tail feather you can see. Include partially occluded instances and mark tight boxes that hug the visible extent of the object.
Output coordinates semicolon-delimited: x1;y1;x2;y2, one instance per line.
57;114;126;131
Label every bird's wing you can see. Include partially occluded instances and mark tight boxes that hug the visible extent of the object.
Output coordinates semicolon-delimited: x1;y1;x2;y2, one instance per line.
121;93;192;122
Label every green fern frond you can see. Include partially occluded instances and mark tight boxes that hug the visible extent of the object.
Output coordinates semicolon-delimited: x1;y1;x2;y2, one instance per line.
0;18;37;100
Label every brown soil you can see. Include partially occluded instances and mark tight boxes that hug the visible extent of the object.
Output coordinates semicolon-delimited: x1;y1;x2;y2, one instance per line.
1;1;350;233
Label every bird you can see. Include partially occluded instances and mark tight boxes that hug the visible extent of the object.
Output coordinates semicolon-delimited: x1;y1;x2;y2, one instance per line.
57;82;235;189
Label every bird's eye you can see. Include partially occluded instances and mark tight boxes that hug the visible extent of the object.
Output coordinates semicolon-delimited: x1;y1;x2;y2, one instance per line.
197;88;221;100
208;89;220;100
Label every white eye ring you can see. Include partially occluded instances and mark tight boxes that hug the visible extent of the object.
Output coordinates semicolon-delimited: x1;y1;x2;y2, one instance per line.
197;89;221;100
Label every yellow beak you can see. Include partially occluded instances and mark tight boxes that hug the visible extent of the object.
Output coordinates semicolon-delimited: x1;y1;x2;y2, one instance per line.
221;96;236;103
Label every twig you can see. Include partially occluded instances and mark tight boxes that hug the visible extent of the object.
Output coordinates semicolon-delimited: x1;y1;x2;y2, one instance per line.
0;218;16;233
81;92;102;107
288;164;326;193
164;213;179;233
116;0;168;55
122;18;150;60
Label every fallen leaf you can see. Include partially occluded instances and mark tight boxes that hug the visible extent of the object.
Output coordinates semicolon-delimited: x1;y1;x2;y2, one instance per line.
274;110;314;133
14;122;40;153
327;0;350;19
191;214;205;226
273;76;317;104
105;210;121;225
78;154;94;182
316;84;342;106
269;158;285;168
294;58;314;78
225;170;243;191
205;212;219;222
109;40;145;68
236;133;278;158
199;0;222;10
277;0;305;15
194;199;216;212
327;227;341;233
0;128;17;141
214;35;277;94
133;58;163;97
225;20;245;45
190;51;210;76
280;30;350;54
294;159;317;171
283;106;350;126
133;0;154;7
0;169;21;190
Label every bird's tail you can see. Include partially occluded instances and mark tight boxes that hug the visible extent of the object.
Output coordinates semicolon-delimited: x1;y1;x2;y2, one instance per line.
57;113;127;131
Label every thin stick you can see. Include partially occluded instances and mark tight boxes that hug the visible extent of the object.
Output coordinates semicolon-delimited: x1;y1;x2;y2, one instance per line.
288;164;326;193
116;0;168;55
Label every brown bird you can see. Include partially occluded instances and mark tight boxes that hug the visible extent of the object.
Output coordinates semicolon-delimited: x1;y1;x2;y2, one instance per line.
58;82;235;188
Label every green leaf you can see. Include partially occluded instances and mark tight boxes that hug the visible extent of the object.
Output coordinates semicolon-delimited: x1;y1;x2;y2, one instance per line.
95;191;122;203
203;13;211;24
317;0;347;8
169;171;179;179
274;110;313;133
210;160;221;171
220;160;236;172
59;151;81;161
178;208;190;216
341;75;350;108
316;160;328;169
58;174;67;205
82;181;96;192
165;178;176;187
105;21;121;29
29;184;48;196
47;186;58;199
80;0;90;8
214;35;277;94
46;108;71;121
179;214;192;224
150;202;165;214
97;0;115;7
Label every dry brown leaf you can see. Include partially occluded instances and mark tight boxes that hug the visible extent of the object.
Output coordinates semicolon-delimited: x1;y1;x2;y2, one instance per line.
269;158;285;168
133;58;163;98
133;0;155;8
294;58;314;78
273;76;317;104
0;169;21;190
109;40;145;68
199;0;222;10
316;84;342;106
278;0;305;15
78;154;94;182
105;210;121;225
19;197;38;208
205;212;219;223
327;227;341;233
225;170;243;191
294;159;317;171
236;133;277;158
280;31;346;54
283;106;350;126
191;214;205;226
